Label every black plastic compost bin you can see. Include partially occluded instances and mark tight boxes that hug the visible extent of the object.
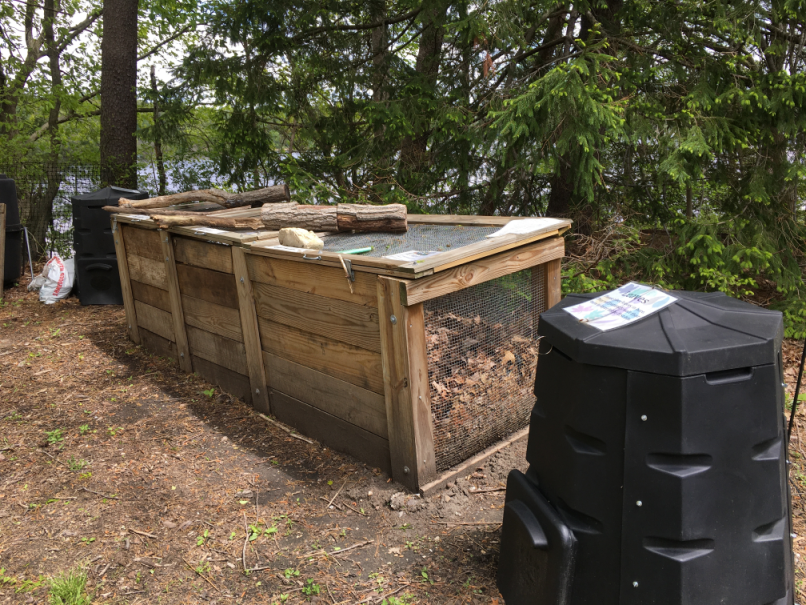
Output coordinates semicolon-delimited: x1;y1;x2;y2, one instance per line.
497;290;793;605
0;174;22;285
71;186;148;305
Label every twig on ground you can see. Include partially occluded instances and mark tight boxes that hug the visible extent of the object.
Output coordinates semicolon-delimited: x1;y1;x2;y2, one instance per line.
182;557;220;592
326;480;347;509
320;496;343;510
470;487;506;494
355;583;410;604
37;448;68;468
79;487;118;500
299;540;373;559
434;521;501;526
341;500;368;516
257;413;315;444
128;528;157;539
241;511;272;572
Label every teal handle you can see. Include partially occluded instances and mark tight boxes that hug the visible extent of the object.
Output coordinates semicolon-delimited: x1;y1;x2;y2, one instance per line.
335;247;373;255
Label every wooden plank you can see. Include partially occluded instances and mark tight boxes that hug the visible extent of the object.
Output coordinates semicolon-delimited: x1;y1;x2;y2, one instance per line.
0;204;5;300
270;389;391;475
404;223;569;274
186;324;248;376
249;240;410;271
401;236;565;306
139;328;177;361
176;263;239;309
161;232;193;373
130;280;171;312
408;215;526;226
252;282;381;352
258;317;385;394
127;253;167;290
192;355;252;404
245;253;378;308
113;218;140;344
419;428;529;497
232;247;271;414
121;224;163;261
134;300;175;342
544;257;562;309
263;352;388;439
182;294;243;342
377;277;437;491
174;236;233;273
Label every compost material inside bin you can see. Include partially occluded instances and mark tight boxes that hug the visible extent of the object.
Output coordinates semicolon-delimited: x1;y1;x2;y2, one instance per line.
321;224;498;257
425;268;545;471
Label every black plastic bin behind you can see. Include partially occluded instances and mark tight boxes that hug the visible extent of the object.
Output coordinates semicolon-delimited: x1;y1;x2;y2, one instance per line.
0;175;22;285
498;290;793;605
72;186;148;259
71;186;148;304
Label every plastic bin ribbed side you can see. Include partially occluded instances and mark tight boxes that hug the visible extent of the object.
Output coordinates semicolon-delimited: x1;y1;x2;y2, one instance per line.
497;290;793;605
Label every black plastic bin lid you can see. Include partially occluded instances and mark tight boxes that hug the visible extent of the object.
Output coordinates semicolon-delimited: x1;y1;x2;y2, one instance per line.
538;289;783;377
71;186;149;202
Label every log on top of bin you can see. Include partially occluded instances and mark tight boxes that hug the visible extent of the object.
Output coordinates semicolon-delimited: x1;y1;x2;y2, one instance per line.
261;202;407;233
116;184;291;210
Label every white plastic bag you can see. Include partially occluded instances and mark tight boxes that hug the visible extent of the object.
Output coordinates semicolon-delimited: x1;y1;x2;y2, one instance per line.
37;255;74;304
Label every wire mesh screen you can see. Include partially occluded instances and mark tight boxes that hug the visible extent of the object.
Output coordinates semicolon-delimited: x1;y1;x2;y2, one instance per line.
321;224;498;257
425;267;547;472
0;163;101;258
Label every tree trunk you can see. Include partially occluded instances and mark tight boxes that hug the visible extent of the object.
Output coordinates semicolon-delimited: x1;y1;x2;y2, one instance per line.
398;1;448;195
547;159;573;217
150;65;166;196
100;0;138;189
685;184;693;218
370;0;388;103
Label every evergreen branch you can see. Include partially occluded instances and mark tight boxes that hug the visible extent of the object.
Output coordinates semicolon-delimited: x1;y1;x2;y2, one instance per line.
292;7;422;41
138;22;198;61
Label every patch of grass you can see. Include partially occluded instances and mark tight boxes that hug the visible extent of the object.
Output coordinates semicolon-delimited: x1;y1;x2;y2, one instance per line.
301;578;320;597
45;429;64;445
67;457;87;472
47;567;91;605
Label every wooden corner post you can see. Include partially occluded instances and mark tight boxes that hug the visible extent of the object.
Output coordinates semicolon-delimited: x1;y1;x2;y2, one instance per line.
113;219;140;344
232;247;270;414
377;276;436;491
544;257;562;309
160;231;193;373
0;204;6;300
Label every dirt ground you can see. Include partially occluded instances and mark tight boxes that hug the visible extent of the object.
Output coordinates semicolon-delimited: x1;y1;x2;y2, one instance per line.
1;278;805;604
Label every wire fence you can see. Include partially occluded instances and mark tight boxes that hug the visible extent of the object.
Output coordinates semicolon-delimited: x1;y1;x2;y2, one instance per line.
0;163;102;259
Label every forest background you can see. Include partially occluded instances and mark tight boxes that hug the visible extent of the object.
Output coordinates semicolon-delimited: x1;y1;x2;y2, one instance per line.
1;0;805;336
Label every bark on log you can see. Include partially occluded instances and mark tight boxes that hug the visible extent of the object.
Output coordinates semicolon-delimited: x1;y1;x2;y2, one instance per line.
102;206;224;217
336;203;407;233
260;202;340;232
117;184;290;210
148;215;265;230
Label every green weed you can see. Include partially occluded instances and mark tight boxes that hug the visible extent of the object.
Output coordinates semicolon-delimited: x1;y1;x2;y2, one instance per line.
47;567;91;605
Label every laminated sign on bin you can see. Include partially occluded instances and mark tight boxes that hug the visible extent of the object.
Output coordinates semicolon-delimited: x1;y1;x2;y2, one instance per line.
497;284;793;605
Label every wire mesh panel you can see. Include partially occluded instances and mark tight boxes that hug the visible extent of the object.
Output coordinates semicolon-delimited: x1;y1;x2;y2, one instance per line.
322;224;498;257
0;163;101;258
425;267;547;472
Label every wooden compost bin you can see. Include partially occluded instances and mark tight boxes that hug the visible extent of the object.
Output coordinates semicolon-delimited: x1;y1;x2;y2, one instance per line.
113;211;569;492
